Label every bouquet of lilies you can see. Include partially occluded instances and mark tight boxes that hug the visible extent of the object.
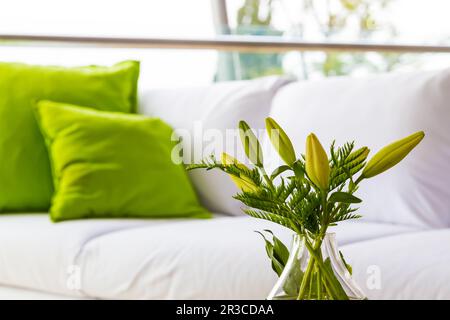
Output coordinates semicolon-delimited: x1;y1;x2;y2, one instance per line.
188;117;424;300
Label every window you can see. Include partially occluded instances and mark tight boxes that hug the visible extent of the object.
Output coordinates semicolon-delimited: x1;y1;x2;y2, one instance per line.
0;0;217;87
219;0;450;80
0;0;214;37
0;0;448;84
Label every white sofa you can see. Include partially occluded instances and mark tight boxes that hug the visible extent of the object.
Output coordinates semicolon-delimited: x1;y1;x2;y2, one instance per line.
0;70;449;300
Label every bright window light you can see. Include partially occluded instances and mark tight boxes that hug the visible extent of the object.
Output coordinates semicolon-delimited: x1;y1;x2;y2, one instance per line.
0;0;215;37
0;0;448;84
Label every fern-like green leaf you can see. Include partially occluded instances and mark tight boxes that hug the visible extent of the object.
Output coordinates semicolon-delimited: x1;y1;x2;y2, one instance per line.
244;209;299;232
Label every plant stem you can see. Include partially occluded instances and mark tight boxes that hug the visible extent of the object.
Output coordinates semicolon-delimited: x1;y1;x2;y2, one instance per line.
297;250;315;299
316;264;322;300
296;183;351;300
297;190;329;299
297;232;325;299
308;269;314;299
323;279;334;300
299;227;350;300
260;167;276;191
354;175;364;185
306;248;346;299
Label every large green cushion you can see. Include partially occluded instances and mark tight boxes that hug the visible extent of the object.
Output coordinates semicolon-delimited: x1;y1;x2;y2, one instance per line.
34;100;210;222
0;61;139;211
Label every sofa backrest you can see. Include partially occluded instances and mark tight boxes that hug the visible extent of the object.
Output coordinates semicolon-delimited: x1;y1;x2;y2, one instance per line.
138;76;292;215
265;69;450;228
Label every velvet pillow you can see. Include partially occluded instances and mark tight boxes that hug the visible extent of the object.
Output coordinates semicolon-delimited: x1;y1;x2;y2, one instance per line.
0;60;139;212
34;100;210;222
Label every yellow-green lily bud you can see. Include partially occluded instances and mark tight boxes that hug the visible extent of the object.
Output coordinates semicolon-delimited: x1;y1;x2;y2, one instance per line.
221;153;259;193
265;117;296;166
362;131;425;179
305;133;330;190
239;120;264;167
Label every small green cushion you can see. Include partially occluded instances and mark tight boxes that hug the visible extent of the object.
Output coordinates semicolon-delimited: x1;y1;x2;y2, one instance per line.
34;101;210;222
0;61;140;212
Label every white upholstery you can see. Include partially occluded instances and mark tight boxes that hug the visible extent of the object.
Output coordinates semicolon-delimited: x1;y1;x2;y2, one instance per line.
77;218;421;299
328;220;425;245
1;70;449;300
0;285;83;300
0;214;156;297
267;69;450;228
0;214;421;299
139;76;292;216
342;229;450;299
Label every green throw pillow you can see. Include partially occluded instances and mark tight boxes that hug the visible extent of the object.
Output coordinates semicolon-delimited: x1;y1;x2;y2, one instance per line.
0;60;140;212
34;100;210;222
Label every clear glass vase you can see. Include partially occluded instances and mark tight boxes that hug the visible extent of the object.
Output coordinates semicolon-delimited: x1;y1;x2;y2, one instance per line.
267;233;366;300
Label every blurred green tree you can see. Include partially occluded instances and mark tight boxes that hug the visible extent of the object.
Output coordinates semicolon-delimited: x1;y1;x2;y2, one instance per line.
303;0;405;77
215;0;409;80
215;0;284;81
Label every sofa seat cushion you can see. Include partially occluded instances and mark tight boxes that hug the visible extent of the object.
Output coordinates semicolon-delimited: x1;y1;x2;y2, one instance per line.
341;229;450;299
329;220;425;245
0;214;421;299
0;214;156;297
0;285;84;300
75;218;420;299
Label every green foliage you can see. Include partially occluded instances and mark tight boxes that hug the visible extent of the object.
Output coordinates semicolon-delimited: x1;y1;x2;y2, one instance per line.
330;143;369;190
186;155;262;186
270;165;291;180
187;135;370;237
308;0;404;76
328;191;362;204
231;0;405;79
339;250;353;275
256;230;304;299
256;230;289;276
227;0;283;81
237;0;273;27
321;258;349;300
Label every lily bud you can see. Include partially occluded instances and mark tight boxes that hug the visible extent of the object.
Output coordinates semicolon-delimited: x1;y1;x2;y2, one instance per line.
239;120;264;167
221;153;259;193
265;117;296;166
305;133;330;190
362;131;425;179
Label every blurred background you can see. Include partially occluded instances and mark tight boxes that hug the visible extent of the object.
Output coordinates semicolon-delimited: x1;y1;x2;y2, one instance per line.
0;0;449;87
